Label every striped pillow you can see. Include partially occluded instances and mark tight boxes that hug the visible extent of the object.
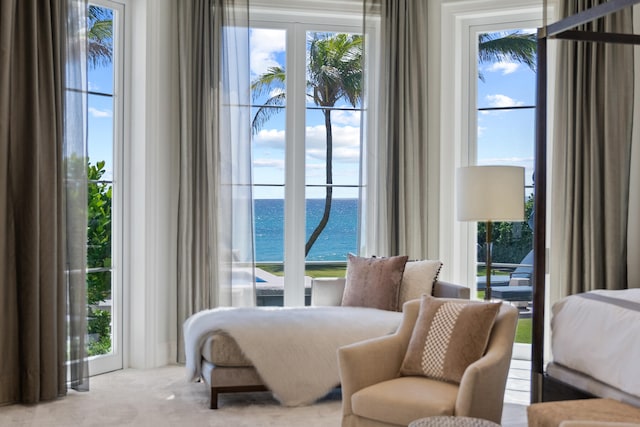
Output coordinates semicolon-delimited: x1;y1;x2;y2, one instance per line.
400;295;501;383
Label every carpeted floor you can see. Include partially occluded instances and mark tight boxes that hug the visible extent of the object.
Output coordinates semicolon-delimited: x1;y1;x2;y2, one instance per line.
0;365;528;426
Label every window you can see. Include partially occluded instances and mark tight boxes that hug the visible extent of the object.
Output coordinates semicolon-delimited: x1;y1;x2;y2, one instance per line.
475;29;537;344
249;7;367;306
86;0;124;374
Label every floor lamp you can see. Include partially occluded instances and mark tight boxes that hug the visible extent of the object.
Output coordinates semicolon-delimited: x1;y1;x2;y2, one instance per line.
457;166;525;301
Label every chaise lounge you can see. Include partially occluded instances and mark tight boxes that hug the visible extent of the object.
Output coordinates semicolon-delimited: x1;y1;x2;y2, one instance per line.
184;257;470;409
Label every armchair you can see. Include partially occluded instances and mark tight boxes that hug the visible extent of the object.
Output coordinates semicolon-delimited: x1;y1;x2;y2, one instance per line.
338;298;518;427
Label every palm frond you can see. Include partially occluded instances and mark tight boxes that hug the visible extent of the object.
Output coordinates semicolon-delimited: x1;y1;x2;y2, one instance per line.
478;32;537;71
251;92;286;134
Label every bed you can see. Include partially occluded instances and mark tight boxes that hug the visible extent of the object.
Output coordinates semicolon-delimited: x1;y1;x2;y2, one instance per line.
543;289;640;406
530;0;640;404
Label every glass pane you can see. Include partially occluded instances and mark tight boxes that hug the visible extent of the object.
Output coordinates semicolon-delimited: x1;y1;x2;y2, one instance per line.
477;30;537;109
305;108;361;192
86;4;115;361
87;270;112;356
305;31;362;109
250;28;286;107
254;186;285;263
252;106;285;186
87;6;114;94
477;108;535;189
87;180;112;269
305;187;358;262
87;94;114;180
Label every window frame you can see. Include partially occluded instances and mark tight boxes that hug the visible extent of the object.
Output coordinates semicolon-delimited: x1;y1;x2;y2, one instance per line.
439;0;545;287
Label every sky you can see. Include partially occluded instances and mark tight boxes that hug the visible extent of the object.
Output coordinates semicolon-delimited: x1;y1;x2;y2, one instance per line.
87;26;536;198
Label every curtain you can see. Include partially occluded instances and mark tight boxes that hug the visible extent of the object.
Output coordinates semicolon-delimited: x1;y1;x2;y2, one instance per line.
0;0;89;405
177;0;254;363
361;0;431;260
550;0;634;300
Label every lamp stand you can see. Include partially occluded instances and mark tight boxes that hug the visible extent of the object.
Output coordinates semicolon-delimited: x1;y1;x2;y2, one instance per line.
484;220;493;301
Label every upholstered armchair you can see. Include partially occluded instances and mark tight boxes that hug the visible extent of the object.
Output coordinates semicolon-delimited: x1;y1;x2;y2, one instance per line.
338;298;518;427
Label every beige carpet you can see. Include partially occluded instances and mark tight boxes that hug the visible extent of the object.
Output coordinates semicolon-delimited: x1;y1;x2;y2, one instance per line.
0;365;528;426
0;365;342;426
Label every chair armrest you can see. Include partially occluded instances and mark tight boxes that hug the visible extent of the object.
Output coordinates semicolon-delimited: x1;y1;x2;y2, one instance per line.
433;281;470;299
455;303;518;423
311;277;345;306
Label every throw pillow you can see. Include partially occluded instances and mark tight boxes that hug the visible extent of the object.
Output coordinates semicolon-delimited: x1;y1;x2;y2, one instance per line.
341;254;409;311
400;295;501;383
398;259;443;308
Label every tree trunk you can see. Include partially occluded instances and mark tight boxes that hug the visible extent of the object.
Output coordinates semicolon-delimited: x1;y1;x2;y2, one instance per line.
305;109;333;256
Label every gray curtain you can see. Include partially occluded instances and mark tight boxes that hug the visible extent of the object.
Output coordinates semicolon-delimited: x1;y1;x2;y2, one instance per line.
361;0;431;259
0;0;89;405
550;0;634;299
177;0;254;363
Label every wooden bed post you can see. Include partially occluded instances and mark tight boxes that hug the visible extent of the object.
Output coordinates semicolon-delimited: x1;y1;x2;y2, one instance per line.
531;27;547;405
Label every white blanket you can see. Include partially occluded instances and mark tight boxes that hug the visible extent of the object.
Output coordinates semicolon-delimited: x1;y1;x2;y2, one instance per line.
183;306;402;406
552;288;640;397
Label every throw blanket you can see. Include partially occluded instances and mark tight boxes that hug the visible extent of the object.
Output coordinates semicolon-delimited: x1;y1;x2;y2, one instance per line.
184;306;402;406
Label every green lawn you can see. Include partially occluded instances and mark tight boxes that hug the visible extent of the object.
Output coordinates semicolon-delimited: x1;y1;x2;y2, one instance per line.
515;317;532;344
257;263;347;278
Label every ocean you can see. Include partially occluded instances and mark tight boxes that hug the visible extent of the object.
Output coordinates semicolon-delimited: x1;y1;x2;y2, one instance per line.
254;198;358;262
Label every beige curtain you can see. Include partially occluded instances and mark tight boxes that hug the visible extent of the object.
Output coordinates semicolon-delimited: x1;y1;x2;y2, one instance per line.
177;0;254;363
550;0;634;299
361;0;431;259
0;0;89;404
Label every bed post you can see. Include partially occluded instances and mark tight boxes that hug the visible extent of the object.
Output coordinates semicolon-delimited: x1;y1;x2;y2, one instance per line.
531;26;548;405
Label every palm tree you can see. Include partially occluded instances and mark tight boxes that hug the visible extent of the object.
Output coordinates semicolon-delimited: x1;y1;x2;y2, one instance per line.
251;33;362;257
478;31;537;81
87;5;113;69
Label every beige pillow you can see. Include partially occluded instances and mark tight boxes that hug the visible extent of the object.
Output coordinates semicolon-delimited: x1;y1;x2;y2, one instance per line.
341;254;408;311
400;295;501;383
398;259;443;308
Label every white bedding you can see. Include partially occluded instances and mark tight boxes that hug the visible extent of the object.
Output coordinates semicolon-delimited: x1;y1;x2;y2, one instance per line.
551;288;640;397
183;306;402;406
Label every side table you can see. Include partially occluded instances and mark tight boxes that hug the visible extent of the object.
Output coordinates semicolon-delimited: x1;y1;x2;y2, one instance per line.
409;416;501;427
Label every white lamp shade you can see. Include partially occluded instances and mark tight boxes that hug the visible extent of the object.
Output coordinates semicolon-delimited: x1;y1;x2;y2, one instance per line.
457;166;525;221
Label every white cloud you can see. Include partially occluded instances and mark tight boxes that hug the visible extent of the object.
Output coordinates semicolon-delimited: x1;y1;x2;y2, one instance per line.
253;128;285;148
88;107;112;118
479;156;533;165
331;110;361;126
487;61;519;75
253;158;284;169
304;125;360;163
485;94;524;108
250;29;286;77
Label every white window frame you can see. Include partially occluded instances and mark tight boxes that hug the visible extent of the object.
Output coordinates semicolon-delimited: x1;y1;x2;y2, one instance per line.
87;0;126;376
250;4;375;306
439;0;546;286
439;0;555;361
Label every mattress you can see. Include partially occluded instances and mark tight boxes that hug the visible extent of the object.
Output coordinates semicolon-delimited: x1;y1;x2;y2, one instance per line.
551;288;640;399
